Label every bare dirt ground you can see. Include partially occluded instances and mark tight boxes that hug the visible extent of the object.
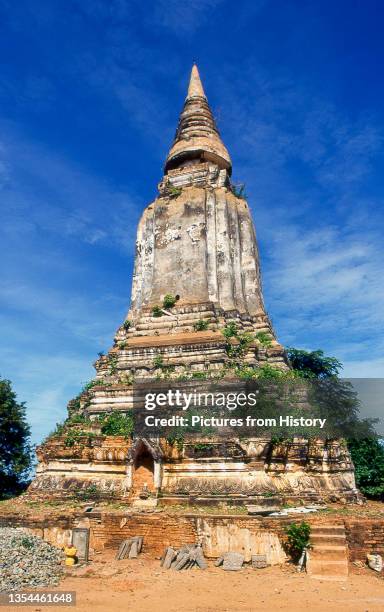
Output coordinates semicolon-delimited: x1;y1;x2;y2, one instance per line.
1;497;384;520
4;552;384;612
1;499;384;611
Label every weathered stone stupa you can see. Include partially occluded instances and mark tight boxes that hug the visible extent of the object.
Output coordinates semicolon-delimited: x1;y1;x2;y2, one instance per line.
32;66;357;504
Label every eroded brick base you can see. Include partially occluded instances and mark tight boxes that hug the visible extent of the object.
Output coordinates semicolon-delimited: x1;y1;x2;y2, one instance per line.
1;510;383;562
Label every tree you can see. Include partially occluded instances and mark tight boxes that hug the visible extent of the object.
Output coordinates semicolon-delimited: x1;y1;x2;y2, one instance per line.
287;347;384;500
347;438;384;500
0;377;32;498
286;347;342;379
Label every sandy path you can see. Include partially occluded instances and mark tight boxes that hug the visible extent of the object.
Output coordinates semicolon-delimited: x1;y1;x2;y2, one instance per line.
3;554;384;612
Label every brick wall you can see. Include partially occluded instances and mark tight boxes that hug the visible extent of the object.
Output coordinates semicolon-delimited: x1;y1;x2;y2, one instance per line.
344;519;384;561
1;511;383;562
89;513;196;555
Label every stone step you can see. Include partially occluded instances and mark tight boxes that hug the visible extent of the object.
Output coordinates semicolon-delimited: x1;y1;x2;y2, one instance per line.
310;545;347;561
134;319;216;331
309;576;348;582
137;310;216;323
310;534;346;546
308;523;349;580
307;559;348;579
310;525;345;536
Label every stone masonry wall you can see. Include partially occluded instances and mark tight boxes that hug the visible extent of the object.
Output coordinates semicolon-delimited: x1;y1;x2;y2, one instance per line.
2;511;383;562
344;519;384;562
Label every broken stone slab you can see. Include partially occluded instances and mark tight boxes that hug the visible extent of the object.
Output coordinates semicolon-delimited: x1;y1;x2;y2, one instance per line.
195;547;208;570
132;535;143;553
367;554;383;572
162;547;177;570
161;544;207;570
251;554;267;569
247;505;281;516
222;552;244;571
214;556;224;567
174;552;190;571
116;536;144;560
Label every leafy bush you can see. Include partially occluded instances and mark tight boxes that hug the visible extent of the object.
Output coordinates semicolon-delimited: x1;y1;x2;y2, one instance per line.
74;483;103;501
83;379;108;391
152;305;163;317
255;331;273;347
64;429;99;447
222;322;238;338
285;522;311;561
166;432;184;450
67;414;88;425
123;319;132;330
99;412;134;437
257;364;285;379
194;319;209;331
168;186;182;198
193;443;214;451
238;332;254;348
234;366;258;380
347;438;384;499
163;294;178;309
226;338;252;359
286;348;342;379
153;355;164;368
108;356;118;375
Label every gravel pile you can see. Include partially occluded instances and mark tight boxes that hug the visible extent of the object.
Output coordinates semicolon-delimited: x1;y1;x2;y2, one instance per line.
0;528;64;592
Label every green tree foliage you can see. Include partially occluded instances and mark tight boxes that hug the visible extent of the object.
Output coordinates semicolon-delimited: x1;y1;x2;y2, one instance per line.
286;347;342;379
99;412;134;437
0;377;32;497
193;319;209;331
255;331;273;347
288;347;384;499
162;294;178;309
285;522;311;561
152;305;163;317
347;438;384;500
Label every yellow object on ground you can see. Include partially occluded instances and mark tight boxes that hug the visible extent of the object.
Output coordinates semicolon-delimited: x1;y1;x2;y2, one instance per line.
65;556;76;566
64;545;77;566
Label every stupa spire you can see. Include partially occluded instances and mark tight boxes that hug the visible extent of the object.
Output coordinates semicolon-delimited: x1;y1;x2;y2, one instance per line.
187;64;206;98
164;64;232;175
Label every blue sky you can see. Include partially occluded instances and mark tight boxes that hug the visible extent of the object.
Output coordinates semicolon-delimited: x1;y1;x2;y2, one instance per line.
1;0;383;445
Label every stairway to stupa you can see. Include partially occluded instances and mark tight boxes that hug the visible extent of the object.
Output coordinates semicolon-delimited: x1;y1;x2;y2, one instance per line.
307;524;349;580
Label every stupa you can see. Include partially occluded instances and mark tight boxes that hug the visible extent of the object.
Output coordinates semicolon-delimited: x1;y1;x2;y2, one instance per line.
31;66;358;504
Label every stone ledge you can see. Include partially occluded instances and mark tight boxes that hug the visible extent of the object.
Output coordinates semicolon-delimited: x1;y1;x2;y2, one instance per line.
124;330;225;348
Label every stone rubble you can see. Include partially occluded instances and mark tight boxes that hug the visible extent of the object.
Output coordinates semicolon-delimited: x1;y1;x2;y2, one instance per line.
0;528;64;592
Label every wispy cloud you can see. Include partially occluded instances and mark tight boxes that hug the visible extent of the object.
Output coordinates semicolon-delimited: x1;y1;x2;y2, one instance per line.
0;124;141;250
152;0;226;35
0;123;141;442
213;60;384;374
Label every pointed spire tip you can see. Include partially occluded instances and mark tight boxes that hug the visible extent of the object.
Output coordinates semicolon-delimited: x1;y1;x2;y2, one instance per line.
187;64;206;99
